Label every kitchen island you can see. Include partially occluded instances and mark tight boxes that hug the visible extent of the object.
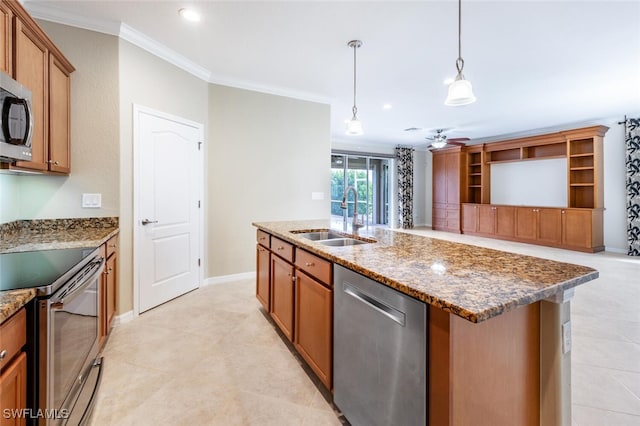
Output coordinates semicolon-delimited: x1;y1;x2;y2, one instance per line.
253;219;597;426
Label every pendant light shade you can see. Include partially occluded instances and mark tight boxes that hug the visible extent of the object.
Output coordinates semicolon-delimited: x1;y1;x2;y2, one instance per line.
445;0;476;106
431;140;448;149
346;40;363;135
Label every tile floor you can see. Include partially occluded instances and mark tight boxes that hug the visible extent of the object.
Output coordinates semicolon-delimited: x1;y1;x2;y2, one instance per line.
90;229;640;426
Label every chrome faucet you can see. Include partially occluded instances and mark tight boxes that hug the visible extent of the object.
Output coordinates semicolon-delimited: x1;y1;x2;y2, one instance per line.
341;186;364;232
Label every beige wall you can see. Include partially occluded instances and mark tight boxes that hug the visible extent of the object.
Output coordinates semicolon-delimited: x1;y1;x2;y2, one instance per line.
207;84;331;277
10;21;120;220
118;40;209;313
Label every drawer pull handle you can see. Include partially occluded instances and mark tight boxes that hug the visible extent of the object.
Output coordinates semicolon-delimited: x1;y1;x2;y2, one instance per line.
0;350;6;361
305;262;315;267
277;246;284;250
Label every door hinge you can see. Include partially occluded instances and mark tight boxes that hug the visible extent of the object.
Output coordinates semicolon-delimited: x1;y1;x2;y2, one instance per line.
198;258;201;267
198;200;201;208
198;141;202;151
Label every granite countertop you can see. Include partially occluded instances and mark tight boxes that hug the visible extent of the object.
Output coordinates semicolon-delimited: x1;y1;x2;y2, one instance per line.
0;217;119;324
253;219;598;323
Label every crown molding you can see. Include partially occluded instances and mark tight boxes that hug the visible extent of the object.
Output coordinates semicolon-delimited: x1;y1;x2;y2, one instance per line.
22;0;330;105
23;1;120;36
118;23;211;82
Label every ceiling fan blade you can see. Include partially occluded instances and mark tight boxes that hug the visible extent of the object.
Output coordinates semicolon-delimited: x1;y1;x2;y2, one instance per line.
447;137;470;142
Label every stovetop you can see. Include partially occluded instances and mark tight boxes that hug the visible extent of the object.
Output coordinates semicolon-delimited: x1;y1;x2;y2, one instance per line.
0;247;98;293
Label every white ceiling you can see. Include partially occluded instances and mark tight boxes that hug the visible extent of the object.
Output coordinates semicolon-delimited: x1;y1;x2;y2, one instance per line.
24;0;640;148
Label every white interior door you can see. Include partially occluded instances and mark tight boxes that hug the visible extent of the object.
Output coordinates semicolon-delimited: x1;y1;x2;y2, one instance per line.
136;107;203;313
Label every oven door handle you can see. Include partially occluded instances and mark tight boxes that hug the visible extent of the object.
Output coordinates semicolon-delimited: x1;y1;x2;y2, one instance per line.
51;257;105;307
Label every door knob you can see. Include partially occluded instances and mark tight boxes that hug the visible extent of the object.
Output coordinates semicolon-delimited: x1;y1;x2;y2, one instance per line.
141;219;158;225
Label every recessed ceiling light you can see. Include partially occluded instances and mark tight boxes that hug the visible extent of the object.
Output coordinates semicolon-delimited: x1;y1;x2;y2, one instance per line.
179;8;201;22
443;77;455;85
383;103;392;110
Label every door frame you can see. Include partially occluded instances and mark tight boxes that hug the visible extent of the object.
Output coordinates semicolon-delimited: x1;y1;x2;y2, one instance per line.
132;104;205;317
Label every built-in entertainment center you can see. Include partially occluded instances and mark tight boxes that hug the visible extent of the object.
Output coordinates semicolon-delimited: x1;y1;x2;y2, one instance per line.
432;125;607;252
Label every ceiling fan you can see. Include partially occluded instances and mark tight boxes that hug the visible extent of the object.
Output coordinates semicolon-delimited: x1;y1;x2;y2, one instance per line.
424;129;470;149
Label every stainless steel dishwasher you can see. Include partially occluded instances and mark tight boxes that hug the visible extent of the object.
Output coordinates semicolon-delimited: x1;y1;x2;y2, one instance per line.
334;265;427;426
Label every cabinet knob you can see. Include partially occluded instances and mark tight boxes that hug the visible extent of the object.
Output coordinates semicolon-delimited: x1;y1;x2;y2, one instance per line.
108;267;113;272
277;246;284;251
0;349;6;361
47;160;59;165
561;210;566;214
305;262;315;267
109;244;117;248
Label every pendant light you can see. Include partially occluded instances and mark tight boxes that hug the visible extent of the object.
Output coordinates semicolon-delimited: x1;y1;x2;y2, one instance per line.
445;0;476;106
346;40;363;135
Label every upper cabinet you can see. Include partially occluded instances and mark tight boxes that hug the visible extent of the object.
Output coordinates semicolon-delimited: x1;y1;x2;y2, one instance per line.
0;0;74;174
0;2;11;74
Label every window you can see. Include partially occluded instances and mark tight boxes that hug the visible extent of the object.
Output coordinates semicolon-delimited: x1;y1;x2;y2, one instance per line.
331;153;391;230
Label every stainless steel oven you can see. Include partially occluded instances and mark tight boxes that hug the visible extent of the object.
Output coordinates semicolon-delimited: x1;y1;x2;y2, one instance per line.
0;247;105;425
37;252;104;425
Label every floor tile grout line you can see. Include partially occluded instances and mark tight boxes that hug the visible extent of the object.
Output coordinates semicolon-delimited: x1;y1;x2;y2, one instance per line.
572;403;640;418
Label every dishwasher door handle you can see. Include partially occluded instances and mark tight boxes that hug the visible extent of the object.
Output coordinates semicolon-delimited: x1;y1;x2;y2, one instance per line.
343;283;406;326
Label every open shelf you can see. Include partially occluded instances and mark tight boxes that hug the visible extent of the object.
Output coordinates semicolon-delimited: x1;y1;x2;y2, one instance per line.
570;183;595;187
523;142;566;159
569;153;594;158
570;166;594;171
570;138;594;155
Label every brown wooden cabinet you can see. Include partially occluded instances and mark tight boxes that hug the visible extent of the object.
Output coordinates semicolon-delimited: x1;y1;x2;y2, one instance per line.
562;208;604;251
0;0;74;174
47;53;71;174
515;207;561;245
462;204;515;239
99;233;118;348
270;253;295;342
255;230;334;390
0;1;11;75
432;148;463;233
294;268;332;389
461;203;479;233
0;308;27;426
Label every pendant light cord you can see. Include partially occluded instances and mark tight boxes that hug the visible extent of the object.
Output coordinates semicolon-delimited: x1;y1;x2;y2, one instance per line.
456;0;464;75
352;43;358;118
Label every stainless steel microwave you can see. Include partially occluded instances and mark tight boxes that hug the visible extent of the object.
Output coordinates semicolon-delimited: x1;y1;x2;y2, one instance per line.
0;71;33;162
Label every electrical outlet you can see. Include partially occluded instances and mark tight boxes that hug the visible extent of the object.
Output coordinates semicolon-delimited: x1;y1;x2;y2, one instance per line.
82;193;102;208
562;320;572;354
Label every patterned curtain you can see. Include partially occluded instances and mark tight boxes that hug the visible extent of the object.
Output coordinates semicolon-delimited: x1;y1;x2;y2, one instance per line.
626;117;640;256
396;146;414;229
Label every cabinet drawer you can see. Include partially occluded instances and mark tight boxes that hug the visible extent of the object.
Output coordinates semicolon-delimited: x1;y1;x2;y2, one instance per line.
0;308;26;370
271;237;294;262
296;249;332;286
256;230;270;248
106;234;119;258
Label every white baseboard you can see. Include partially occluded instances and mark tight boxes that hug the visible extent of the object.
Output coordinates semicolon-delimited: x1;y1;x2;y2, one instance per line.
204;271;255;286
605;247;627;254
113;310;134;326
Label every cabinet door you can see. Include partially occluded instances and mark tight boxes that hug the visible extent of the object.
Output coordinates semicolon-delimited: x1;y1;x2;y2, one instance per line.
13;18;48;172
562;209;591;248
105;254;117;330
0;352;27;426
270;255;294;341
433;154;447;205
537;208;562;244
515;208;537;240
478;205;495;234
48;53;70;174
495;206;515;238
461;204;478;233
445;152;460;204
294;270;332;390
256;245;270;310
0;2;11;75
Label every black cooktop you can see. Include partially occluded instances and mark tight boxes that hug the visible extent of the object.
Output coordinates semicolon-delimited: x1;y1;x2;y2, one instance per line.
0;247;97;293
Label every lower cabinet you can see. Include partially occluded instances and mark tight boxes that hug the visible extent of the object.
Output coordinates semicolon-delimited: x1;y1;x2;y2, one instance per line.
463;204;601;252
295;269;332;390
99;233;119;348
256;244;270;310
256;230;334;390
515;207;561;245
270;254;295;342
0;308;27;426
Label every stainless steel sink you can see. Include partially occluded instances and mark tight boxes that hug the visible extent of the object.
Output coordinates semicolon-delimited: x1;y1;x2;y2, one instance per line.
317;238;368;246
295;230;345;240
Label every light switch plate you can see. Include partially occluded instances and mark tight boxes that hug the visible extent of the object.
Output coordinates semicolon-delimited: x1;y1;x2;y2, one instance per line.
82;193;102;208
